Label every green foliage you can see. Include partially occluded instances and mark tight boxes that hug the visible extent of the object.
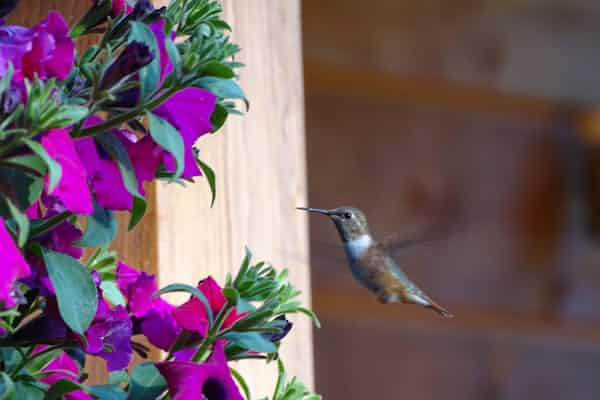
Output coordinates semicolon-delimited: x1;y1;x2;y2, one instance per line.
41;249;98;334
128;363;167;400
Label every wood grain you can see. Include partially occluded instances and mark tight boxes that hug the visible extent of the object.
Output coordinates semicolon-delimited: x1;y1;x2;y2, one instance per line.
154;0;313;397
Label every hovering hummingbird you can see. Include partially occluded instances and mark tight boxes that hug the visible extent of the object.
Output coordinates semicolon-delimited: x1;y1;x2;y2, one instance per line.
298;206;453;318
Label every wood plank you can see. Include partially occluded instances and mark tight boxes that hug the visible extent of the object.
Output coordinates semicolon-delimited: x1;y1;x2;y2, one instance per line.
155;1;313;397
314;312;600;400
314;289;600;348
305;62;555;119
303;0;600;102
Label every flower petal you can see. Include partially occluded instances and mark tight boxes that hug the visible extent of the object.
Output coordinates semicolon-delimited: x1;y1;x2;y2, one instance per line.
0;219;30;308
42;129;93;214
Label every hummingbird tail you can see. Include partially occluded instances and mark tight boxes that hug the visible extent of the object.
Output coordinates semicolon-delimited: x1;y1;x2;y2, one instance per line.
426;302;453;319
404;291;454;318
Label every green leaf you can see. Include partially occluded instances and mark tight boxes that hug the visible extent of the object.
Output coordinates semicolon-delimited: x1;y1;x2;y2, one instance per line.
223;287;239;306
97;133;142;198
13;382;44;400
210;103;228;132
146;112;184;179
100;281;126;307
45;378;86;400
6;198;29;247
221;331;277;354
164;36;181;78
194;77;248;109
129;22;160;100
196;157;216;207
88;385;127;400
154;283;214;323
46;105;89;129
230;368;251;400
128;363;167;400
76;200;117;247
128;196;147;230
42;249;98;334
0;166;43;211
0;64;13;94
202;63;235;79
0;372;14;400
3;154;47;176
22;139;62;192
108;370;129;387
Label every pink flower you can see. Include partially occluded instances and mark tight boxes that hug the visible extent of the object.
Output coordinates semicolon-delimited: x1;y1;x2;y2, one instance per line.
173;277;246;337
41;128;93;214
0;219;30;308
21;11;74;80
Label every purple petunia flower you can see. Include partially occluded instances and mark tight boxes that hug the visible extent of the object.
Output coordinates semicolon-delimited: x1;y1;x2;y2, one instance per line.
117;261;181;350
172;277;246;338
0;10;74;82
153;87;216;179
41;128;93;215
21;11;74;81
76;134;133;211
0;218;30;308
85;301;133;371
0;23;32;76
36;346;92;400
157;340;244;400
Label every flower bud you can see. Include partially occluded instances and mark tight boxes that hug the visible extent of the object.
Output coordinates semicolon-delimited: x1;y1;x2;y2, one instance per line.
1;86;21;115
99;41;154;90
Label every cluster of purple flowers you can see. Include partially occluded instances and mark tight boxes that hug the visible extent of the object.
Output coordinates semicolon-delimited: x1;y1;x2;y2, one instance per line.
0;1;308;398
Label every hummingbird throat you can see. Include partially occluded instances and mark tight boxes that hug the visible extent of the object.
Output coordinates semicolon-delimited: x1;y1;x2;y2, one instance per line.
344;234;373;261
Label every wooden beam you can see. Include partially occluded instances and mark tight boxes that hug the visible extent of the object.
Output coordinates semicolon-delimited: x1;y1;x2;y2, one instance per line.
156;1;313;397
314;289;600;349
305;61;557;119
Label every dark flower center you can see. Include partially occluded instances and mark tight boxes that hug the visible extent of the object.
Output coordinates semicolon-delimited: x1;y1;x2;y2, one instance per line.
202;378;226;400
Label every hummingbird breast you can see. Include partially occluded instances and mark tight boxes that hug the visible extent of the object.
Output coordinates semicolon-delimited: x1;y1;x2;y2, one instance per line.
345;239;413;297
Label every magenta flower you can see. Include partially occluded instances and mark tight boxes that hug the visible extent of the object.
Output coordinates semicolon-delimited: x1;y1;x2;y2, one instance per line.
157;340;244;400
117;261;157;318
117;262;181;350
0;218;30;308
173;277;246;337
85;301;133;371
123;135;163;195
153;88;216;179
76;135;133;211
41;128;93;214
139;299;181;351
36;346;92;400
20;11;74;81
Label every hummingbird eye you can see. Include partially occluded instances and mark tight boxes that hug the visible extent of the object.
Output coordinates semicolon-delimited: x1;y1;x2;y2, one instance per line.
343;212;352;219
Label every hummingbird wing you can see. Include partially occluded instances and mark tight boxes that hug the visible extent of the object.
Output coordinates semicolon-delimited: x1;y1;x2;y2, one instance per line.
380;213;467;257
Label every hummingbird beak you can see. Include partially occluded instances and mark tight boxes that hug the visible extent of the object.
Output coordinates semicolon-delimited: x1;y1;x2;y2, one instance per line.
296;207;331;216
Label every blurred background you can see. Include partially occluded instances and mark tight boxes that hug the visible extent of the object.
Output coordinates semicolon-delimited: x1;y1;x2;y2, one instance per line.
302;1;600;399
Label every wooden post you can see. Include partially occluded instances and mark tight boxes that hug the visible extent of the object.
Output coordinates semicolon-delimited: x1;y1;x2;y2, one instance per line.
9;0;313;395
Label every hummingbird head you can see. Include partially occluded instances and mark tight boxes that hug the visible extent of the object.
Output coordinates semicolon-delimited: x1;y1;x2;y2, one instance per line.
297;206;370;242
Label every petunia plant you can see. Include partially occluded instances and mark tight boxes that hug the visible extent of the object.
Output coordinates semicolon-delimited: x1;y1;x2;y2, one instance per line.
0;0;320;399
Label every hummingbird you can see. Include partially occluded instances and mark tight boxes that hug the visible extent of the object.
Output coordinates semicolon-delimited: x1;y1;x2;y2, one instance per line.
298;206;453;318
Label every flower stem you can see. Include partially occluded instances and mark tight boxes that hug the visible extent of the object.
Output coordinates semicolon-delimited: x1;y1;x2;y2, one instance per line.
191;303;233;363
9;343;73;379
72;86;179;138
